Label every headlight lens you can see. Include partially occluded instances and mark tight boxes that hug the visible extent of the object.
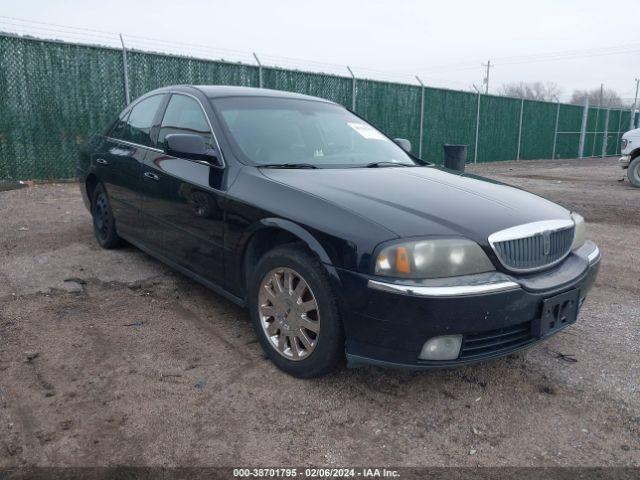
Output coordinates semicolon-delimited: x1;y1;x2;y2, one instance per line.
621;138;628;150
374;238;494;279
571;212;586;250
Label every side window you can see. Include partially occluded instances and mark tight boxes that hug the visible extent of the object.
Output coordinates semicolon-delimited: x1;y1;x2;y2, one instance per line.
122;95;165;147
158;95;213;149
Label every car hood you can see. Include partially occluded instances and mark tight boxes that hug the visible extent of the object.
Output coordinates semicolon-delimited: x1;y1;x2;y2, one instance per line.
260;166;570;243
622;128;640;139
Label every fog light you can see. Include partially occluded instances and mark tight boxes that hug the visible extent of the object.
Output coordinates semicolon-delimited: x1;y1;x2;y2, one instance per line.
419;335;463;360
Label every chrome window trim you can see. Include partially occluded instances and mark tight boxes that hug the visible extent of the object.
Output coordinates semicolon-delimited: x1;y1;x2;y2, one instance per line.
487;219;575;273
367;279;520;297
107;137;164;153
162;91;226;170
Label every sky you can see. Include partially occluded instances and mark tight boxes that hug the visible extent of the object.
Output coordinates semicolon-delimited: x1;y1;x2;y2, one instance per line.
2;0;639;102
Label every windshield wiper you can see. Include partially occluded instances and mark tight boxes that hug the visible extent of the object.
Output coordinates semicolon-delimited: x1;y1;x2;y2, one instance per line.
260;163;318;169
364;161;412;168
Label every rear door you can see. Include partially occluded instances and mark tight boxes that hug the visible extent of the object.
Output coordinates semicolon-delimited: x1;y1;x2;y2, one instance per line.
94;94;167;241
141;92;226;285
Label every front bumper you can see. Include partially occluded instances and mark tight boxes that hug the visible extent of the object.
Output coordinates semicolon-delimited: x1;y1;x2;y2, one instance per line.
339;241;600;369
619;155;630;169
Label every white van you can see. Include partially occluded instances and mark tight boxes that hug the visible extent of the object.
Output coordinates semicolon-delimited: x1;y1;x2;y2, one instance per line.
620;127;640;187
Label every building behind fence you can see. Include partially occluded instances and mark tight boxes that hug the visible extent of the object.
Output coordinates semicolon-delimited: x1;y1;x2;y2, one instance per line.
0;32;637;181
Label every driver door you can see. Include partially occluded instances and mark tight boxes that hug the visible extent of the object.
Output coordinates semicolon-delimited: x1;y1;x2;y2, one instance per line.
140;93;226;285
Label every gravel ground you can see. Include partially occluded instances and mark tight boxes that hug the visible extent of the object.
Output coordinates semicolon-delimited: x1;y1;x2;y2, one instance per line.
0;157;638;468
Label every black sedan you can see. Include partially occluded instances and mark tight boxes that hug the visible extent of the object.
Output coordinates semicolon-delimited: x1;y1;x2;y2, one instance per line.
78;85;601;378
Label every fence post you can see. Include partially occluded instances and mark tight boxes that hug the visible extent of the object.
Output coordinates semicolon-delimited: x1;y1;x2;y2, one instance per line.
119;34;131;105
601;109;610;158
616;109;623;155
347;66;356;111
578;98;589;158
630;78;639;130
253;53;263;88
415;76;425;158
590;107;600;157
516;98;524;160
551;98;560;160
472;84;481;163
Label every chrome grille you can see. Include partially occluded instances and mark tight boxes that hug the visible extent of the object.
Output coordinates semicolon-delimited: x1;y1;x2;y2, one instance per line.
488;220;575;272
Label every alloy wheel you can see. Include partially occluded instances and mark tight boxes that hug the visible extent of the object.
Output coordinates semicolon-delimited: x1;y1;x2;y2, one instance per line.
258;267;320;361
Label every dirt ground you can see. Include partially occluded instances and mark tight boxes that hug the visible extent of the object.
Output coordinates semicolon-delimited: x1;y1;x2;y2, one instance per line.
0;157;638;468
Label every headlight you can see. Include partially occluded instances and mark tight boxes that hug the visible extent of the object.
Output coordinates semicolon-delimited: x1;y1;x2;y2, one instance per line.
374;238;494;279
571;212;586;250
621;138;628;150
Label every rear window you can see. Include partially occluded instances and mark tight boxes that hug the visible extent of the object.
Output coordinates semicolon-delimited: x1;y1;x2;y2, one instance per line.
121;94;166;147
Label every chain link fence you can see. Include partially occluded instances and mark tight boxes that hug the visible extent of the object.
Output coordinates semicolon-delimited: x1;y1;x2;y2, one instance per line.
0;32;636;180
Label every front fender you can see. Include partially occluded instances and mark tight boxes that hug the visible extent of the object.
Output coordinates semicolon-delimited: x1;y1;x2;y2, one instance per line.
257;217;333;265
229;217;345;302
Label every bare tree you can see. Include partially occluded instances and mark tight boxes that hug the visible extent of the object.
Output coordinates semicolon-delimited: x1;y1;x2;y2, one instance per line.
497;81;562;101
570;88;626;108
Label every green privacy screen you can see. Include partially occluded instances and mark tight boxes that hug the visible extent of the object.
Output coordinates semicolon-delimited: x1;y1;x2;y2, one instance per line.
126;50;260;99
262;67;353;107
0;35;126;180
422;88;477;164
0;33;633;180
355;79;422;153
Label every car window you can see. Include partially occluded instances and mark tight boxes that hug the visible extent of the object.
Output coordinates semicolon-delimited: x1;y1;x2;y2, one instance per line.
122;95;165;147
158;94;213;149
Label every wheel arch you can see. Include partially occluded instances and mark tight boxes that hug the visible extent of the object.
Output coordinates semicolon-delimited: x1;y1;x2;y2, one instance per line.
238;218;337;297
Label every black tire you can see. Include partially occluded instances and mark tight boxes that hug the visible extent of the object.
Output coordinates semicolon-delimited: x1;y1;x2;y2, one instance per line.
627;157;640;188
249;244;344;378
91;183;124;249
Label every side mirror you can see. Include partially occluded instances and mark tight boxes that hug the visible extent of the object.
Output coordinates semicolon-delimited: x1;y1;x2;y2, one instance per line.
394;138;412;153
164;134;222;166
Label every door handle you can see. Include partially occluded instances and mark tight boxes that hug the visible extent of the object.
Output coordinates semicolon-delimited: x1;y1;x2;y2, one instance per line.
96;158;109;165
144;171;160;181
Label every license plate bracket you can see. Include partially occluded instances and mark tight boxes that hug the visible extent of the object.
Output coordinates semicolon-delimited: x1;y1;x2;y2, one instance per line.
531;289;580;338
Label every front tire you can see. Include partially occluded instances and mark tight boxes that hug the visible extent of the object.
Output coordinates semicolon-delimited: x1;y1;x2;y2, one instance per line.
91;183;124;249
249;244;344;378
627;157;640;188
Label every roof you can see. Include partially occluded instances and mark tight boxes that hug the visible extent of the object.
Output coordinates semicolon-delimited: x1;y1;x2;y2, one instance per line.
190;85;334;103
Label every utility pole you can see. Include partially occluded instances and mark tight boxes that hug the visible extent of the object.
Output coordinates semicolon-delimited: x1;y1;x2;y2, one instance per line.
631;78;639;130
599;83;604;110
482;60;492;94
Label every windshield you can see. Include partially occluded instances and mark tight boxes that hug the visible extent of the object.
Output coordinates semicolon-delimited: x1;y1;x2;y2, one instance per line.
211;96;417;168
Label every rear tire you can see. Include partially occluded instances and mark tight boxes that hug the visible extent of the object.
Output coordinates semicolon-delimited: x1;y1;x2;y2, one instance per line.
91;183;124;249
627;157;640;188
249;244;344;378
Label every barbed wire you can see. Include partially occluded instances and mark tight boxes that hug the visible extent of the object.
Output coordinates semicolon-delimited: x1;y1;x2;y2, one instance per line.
0;14;636;100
